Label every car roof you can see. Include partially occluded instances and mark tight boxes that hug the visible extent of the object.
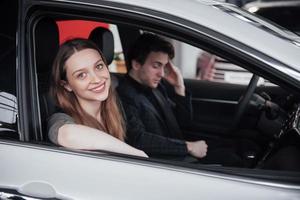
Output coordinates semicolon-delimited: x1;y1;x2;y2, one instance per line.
46;0;300;72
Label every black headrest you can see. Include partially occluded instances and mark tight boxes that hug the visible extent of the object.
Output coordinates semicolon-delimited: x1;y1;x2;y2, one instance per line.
35;17;59;74
88;27;114;65
0;34;16;94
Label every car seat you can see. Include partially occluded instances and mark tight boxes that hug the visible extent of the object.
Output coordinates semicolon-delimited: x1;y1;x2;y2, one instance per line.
35;17;59;141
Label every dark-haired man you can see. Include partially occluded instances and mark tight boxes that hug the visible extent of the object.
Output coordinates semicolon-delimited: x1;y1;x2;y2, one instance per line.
117;33;255;166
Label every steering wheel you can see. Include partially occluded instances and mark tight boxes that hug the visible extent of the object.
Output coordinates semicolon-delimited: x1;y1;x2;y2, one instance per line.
232;74;260;131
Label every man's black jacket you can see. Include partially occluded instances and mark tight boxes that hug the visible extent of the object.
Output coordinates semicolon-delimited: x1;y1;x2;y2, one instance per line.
117;75;193;158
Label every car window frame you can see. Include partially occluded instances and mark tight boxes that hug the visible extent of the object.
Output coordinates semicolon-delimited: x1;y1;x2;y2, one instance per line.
22;0;300;184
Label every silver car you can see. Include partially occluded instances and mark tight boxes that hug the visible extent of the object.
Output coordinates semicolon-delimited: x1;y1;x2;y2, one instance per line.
1;0;300;199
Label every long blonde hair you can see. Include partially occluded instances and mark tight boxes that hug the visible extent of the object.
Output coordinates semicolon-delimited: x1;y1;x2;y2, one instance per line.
50;38;125;141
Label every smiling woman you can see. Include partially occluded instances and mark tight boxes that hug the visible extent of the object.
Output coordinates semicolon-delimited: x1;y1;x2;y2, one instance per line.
47;38;147;158
61;48;111;107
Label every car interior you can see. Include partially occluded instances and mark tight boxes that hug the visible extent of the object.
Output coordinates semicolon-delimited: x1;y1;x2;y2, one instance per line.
25;9;300;174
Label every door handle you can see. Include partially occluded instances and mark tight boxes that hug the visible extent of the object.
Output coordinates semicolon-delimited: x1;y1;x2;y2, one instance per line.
18;181;57;199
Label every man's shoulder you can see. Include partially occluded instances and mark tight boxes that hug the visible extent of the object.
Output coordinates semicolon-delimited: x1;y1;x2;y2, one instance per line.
116;76;151;109
117;76;137;99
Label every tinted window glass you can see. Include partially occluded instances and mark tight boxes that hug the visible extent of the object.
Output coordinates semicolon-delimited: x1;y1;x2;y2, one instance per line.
256;7;300;35
0;0;18;138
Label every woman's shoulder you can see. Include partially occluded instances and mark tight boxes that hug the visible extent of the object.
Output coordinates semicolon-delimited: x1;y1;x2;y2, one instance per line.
48;112;75;123
47;112;75;145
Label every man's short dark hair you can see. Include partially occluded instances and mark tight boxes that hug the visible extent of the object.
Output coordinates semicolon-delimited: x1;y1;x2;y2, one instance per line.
126;33;175;71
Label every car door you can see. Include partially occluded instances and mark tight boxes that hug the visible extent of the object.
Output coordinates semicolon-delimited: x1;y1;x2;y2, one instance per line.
2;140;300;200
2;0;300;199
185;78;247;134
184;77;290;138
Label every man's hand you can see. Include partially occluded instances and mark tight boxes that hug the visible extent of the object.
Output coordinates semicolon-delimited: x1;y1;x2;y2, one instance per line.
186;140;208;158
164;61;185;96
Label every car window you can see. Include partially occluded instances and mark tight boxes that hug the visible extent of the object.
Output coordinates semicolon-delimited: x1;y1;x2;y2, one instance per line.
174;40;253;84
173;39;253;84
56;19;261;85
0;0;18;139
172;40;276;86
54;19;274;87
30;3;299;178
109;24;127;73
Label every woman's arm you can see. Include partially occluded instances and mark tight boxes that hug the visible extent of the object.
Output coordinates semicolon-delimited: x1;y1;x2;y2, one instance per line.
58;124;148;158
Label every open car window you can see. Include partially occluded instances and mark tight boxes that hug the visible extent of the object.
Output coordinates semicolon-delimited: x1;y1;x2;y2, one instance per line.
171;40;277;86
27;2;300;183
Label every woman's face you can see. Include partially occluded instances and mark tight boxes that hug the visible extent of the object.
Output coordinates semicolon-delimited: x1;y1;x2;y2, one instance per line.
63;48;111;107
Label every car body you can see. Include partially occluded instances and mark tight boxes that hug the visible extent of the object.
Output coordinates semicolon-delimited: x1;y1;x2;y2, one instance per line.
1;0;300;199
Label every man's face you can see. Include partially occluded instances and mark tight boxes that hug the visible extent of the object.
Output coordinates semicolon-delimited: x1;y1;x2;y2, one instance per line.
134;51;169;88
